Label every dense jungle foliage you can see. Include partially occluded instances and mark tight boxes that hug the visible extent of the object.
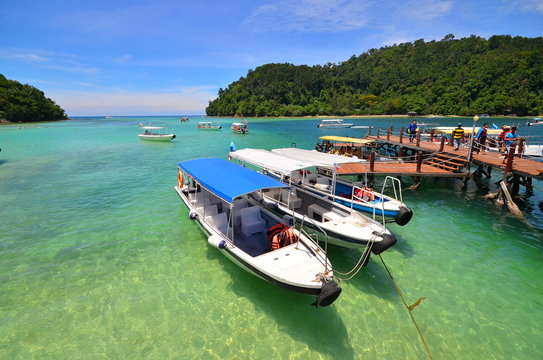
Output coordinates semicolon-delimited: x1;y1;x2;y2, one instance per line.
206;35;543;117
0;74;67;122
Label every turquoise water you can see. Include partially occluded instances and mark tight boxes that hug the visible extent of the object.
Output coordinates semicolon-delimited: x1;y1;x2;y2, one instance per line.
1;116;542;359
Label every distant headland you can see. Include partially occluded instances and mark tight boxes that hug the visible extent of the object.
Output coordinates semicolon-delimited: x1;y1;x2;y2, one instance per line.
0;74;67;124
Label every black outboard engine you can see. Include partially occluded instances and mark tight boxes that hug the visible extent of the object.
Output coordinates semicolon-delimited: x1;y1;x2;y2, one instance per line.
371;233;397;255
395;206;413;226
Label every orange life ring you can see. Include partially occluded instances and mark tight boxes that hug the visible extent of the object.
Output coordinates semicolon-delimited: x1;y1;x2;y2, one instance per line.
177;170;184;188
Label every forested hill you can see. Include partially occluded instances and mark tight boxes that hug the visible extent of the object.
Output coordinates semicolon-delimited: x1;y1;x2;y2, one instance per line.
206;35;543;117
0;74;67;123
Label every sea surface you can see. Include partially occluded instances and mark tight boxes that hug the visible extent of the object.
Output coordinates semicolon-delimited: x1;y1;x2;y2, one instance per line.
1;116;542;359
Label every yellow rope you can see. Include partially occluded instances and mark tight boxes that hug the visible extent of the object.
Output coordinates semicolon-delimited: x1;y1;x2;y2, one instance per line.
378;255;434;360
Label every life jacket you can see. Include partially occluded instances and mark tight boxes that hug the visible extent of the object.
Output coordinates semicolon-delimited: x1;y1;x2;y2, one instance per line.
267;223;297;250
354;187;375;201
177;170;184;188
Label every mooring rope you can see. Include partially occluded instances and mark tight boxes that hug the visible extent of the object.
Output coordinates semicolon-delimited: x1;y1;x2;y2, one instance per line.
334;235;377;281
378;254;434;360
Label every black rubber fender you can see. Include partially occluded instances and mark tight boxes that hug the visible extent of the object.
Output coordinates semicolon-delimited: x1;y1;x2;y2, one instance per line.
315;280;342;307
371;233;397;255
395;206;413;226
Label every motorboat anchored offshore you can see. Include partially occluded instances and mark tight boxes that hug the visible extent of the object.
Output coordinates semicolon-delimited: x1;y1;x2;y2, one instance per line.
271;147;413;225
175;158;341;306
317;119;354;128
197;121;222;130
527;118;543;126
138;126;176;142
231;120;249;134
229;149;397;254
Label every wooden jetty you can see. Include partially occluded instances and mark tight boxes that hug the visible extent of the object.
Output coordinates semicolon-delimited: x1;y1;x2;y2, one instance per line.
360;129;543;180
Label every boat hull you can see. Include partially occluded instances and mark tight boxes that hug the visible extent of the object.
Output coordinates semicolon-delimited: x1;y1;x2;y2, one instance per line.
138;134;176;142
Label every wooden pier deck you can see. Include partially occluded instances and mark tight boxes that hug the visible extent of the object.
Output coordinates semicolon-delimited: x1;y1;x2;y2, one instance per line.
356;134;543;179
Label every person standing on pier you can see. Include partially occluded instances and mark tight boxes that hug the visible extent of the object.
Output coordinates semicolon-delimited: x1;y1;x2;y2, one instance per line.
452;123;465;150
505;126;519;153
498;125;510;153
475;122;489;153
407;120;418;142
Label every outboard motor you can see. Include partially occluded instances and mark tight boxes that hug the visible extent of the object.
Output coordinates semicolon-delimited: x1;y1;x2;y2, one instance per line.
395;206;413;226
371;233;397;255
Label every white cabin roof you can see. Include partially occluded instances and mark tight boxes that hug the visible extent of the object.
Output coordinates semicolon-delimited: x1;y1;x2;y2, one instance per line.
271;147;364;167
229;149;317;175
141;126;164;130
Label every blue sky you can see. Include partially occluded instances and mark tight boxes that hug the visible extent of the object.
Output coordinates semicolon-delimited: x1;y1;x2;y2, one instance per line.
1;0;542;116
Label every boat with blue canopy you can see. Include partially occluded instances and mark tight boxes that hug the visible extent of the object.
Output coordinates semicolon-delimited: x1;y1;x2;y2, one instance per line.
174;158;341;306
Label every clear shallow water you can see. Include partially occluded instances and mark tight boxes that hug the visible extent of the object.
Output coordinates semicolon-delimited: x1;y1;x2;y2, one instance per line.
1;116;542;359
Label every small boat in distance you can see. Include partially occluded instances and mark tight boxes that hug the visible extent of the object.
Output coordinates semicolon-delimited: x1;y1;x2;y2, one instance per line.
317;119;354;128
180;117;189;122
138;125;176;142
231;119;249;134
175;158;341;306
527;118;543;126
197;121;222;130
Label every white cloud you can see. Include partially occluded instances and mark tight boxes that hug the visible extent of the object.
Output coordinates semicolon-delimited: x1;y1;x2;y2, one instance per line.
242;0;371;33
0;50;48;62
503;0;543;14
399;0;453;20
47;87;217;116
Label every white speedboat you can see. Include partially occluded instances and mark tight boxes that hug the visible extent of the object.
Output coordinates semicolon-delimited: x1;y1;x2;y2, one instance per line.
229;149;397;253
317;119;354;128
271;147;413;225
197;121;222;130
175;158;341;306
527;118;543;126
231;120;248;134
138;126;176;142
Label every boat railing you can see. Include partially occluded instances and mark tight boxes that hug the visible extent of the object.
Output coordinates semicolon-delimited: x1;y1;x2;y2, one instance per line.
381;176;403;203
297;215;330;273
351;185;386;227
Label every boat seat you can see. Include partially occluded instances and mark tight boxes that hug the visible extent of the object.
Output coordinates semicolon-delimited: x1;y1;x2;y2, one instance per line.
280;189;302;209
197;204;218;217
232;197;249;226
206;213;229;235
240;207;266;237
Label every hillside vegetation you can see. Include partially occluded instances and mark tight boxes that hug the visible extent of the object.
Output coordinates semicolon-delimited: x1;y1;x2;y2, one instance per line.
0;74;67;123
206;35;543;117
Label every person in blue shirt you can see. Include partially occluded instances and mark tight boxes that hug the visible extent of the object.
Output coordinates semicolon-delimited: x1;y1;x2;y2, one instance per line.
474;122;489;153
407;120;418;142
505;126;519;153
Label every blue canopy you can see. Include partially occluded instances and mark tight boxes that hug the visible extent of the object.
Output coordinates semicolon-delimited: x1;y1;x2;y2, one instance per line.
178;158;287;203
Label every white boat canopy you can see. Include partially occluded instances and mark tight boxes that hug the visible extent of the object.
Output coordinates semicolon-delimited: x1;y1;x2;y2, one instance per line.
271;147;364;167
229;149;315;176
140;126;164;130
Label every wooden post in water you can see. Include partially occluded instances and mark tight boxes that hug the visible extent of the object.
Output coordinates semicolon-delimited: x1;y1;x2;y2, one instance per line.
387;126;392;141
504;147;516;173
439;136;445;152
367;126;372;137
377;128;381;139
399;146;405;157
416;131;421;147
369;151;375;172
400;127;404;144
416;151;423;172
